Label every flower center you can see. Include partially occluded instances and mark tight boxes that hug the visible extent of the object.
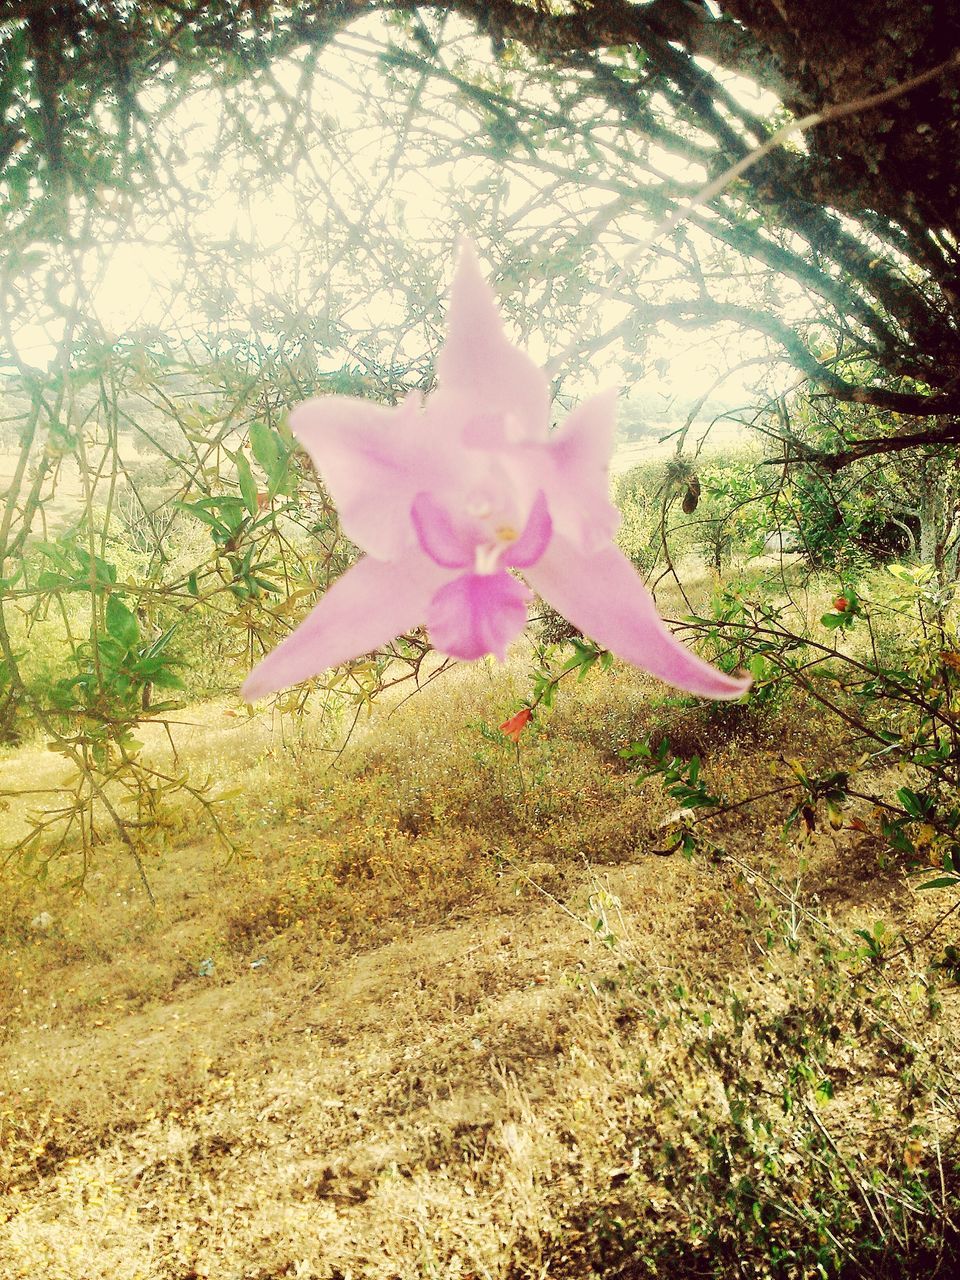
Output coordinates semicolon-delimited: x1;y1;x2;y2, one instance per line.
461;488;523;574
472;523;523;575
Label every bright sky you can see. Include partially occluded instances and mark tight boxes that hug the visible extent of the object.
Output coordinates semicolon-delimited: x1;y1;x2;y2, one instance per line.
10;17;791;413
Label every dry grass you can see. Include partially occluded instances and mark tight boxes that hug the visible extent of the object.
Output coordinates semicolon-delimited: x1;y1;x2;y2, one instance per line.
1;656;959;1278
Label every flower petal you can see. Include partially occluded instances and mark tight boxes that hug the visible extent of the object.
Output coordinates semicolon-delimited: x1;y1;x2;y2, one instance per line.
468;391;621;555
525;539;751;700
289;395;446;560
545;389;621;552
411;491;474;568
427;571;531;661
436;240;550;443
242;554;444;700
499;707;533;743
504;489;552;568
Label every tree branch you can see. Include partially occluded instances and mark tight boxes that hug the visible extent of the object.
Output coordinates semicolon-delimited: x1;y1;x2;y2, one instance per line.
551;293;960;418
790;422;960;472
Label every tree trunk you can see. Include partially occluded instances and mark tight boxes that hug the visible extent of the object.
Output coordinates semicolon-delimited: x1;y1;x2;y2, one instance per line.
916;454;960;589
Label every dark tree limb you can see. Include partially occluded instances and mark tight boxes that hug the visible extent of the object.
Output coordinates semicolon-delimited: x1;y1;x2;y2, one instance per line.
779;421;960;473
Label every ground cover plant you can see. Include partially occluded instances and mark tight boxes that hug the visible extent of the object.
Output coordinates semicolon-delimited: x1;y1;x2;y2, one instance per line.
1;657;960;1279
4;4;960;1276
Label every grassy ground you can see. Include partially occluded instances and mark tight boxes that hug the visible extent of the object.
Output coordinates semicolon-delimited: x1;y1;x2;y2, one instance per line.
1;650;959;1278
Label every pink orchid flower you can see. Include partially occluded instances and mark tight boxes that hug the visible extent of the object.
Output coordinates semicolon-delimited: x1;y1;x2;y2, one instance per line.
242;242;750;703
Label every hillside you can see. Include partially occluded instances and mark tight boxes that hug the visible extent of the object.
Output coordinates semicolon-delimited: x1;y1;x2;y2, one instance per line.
1;657;957;1278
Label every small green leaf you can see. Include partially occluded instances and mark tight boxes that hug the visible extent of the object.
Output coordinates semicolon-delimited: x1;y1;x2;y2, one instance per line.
176;501;224;530
149;668;186;690
249;421;283;481
36;572;76;591
233;449;259;517
76;549;116;585
105;595;139;648
918;876;960;890
897;787;925;819
814;1078;834;1105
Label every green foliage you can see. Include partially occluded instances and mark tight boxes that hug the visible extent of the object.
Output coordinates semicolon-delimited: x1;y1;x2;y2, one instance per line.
621;738;720;819
619;564;960;899
558;883;958;1280
613;462;662;573
0;342;374;885
766;397;949;576
530;637;614;711
688;454;773;571
614;450;783;580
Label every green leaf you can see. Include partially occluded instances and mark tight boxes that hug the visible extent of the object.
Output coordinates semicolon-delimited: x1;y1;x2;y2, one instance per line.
897;787;925;819
76;548;117;585
249;421;283;481
105;595;139;648
176;501;223;529
814;1078;834;1104
177;497;246;534
887;563;916;583
918;876;960;890
748;653;769;679
233;449;259;517
143;626;178;660
36;572;77;591
149;668;186;690
96;636;126;666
